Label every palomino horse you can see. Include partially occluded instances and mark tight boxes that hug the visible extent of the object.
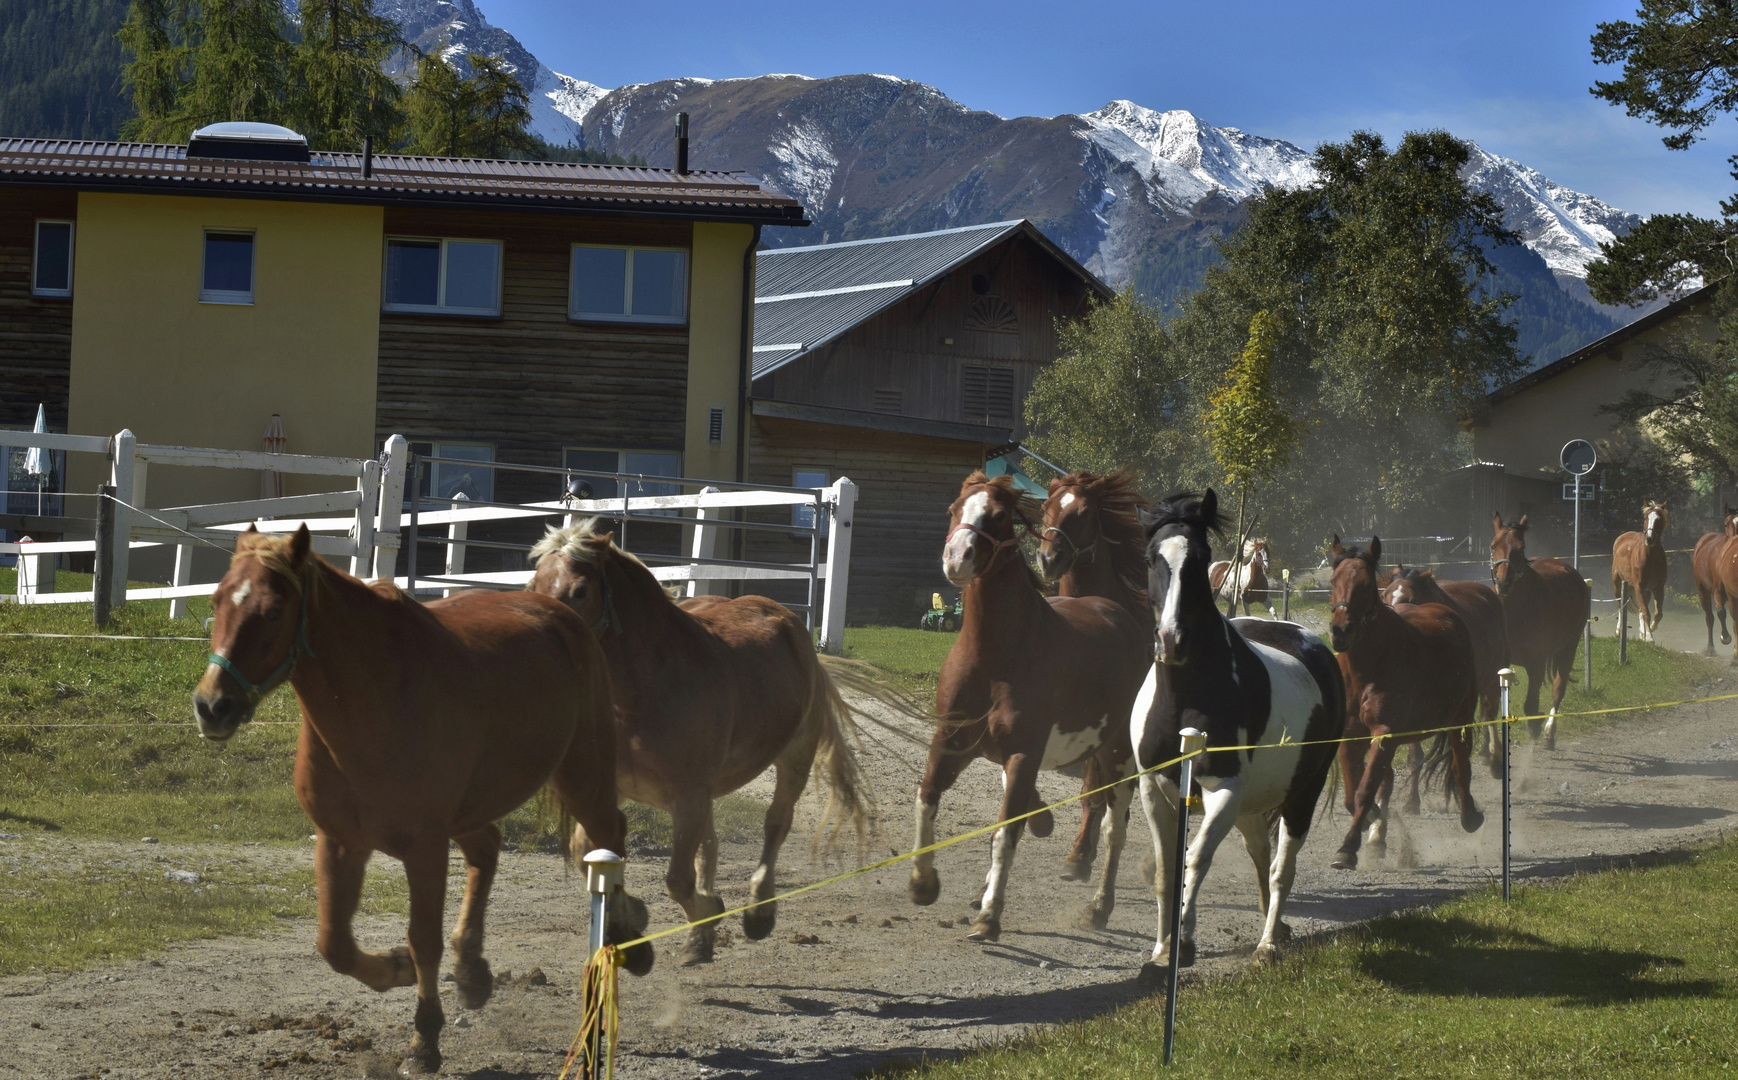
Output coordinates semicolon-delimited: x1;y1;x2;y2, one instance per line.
1328;537;1484;869
1209;539;1274;616
1613;500;1670;643
1036;467;1151;881
1693;507;1738;655
1135;490;1343;974
193;526;651;1075
528;520;869;965
1490;513;1592;748
1383;565;1511;781
910;473;1149;941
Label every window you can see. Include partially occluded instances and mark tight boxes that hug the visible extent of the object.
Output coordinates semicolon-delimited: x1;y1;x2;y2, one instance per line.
201;231;255;304
33;221;73;297
563;448;682;516
570;245;688;323
792;467;830;539
384;238;502;315
962;365;1015;424
408;441;495;509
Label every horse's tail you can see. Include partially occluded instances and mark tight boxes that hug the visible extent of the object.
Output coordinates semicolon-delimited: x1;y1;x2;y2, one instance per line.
1418;729;1474;811
807;658;877;863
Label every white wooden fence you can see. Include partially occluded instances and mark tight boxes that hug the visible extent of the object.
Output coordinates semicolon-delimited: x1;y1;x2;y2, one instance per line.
0;430;857;652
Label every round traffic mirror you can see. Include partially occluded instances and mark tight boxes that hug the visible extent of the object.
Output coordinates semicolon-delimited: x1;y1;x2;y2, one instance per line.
1560;439;1597;476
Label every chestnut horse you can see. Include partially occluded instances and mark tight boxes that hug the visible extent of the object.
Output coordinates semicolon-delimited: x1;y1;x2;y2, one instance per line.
1328;537;1483;870
527;520;869;965
193;526;650;1075
1135;491;1344;973
1383;565;1511;780
1490;513;1591;748
1036;467;1151;881
910;473;1149;941
1691;507;1737;656
1613;500;1670;643
1210;539;1274;616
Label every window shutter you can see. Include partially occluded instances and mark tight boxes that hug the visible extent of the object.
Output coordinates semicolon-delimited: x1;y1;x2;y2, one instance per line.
962;366;1014;424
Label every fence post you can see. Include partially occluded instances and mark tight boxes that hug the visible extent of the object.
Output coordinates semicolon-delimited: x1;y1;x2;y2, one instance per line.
582;849;624;1080
443;492;469;597
93;483;115;628
107;429;136;611
168;544;193;620
687;486;720;598
372;435;408;580
1164;726;1208;1067
1280;568;1290;622
353;457;380;579
1584;614;1593;691
819;478;856;655
406;456;421;597
1618;590;1628;665
1498;667;1513;904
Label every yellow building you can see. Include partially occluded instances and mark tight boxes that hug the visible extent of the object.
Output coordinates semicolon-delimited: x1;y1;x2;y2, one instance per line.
0;122;805;574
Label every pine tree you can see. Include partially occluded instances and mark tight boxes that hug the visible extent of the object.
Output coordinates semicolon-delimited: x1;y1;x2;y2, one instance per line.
400;45;468;156
117;0;190;140
180;0;290;132
400;45;535;159
465;53;534;158
290;0;402;151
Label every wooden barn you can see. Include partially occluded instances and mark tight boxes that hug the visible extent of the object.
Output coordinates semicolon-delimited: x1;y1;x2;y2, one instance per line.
743;220;1112;624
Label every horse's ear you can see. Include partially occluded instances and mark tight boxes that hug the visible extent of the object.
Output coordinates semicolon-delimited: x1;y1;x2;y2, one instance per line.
1514;514;1529;533
287;523;312;568
1330;534;1344;562
1419;568;1435;582
234;528;255;553
1369;535;1382;562
1491;511;1504;533
1200;488;1218;521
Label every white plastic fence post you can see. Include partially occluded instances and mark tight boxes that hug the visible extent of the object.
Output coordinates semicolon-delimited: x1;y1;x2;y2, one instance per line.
1498;667;1513;904
819;478;856;655
687;486;720;598
583;849;624;1079
17;538;54;601
1164;727;1208;1066
108;429;136;610
372;435;408;580
168;544;193;619
443;492;469;597
352;457;380;579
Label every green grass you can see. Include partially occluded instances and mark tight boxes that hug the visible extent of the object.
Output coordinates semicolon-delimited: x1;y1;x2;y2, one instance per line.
0;850;408;975
872;836;1738;1078
841;625;957;694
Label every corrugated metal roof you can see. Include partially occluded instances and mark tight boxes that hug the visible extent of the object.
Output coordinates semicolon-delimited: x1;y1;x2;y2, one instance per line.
751;220;1107;379
0;138;807;224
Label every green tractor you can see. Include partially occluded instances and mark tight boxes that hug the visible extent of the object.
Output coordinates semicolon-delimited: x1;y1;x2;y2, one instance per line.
920;591;962;633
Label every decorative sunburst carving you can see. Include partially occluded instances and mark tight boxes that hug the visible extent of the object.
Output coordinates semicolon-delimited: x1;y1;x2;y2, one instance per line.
966;296;1019;334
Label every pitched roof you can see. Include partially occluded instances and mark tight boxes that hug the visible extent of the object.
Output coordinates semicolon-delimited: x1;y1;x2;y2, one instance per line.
751;219;1110;378
0;138;808;225
1486;279;1721;406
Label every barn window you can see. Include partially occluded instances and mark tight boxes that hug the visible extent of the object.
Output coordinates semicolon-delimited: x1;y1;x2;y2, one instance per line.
200;230;255;305
792;467;830;539
384;237;502;316
570;245;689;324
33;220;73;297
873;388;903;414
407;441;495;509
962;365;1015;425
966;296;1019;334
562;448;682;516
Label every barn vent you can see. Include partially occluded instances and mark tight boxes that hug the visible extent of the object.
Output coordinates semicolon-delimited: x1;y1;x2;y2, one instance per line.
873;388;903;414
962;365;1014;424
708;406;724;443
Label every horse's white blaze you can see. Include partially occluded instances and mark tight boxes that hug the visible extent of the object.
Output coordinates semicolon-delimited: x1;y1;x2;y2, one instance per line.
230;579;252;607
943;491;992;579
1041;714;1108;770
1647;510;1661;538
1060;492;1076;509
1156;535;1189;639
1389;583;1404;605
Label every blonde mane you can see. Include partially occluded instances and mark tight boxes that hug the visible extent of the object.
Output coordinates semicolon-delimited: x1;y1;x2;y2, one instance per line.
529;518;658;579
231;532;312;595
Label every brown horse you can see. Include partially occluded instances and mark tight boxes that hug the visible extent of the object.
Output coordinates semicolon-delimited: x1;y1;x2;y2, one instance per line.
1036;468;1151;881
1490;513;1591;748
910;473;1149;940
1613;500;1670;644
1383;565;1511;780
527;520;869;965
193;526;651;1075
1209;539;1274;616
1691;507;1737;656
1327;537;1483;870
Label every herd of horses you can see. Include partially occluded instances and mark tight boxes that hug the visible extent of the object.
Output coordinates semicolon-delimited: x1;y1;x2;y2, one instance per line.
191;475;1705;1070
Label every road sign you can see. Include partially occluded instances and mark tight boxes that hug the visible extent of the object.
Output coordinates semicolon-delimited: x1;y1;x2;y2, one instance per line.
1562;482;1596;502
1561;439;1597;476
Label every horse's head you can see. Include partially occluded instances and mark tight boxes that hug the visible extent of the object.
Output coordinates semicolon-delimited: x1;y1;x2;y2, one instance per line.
1489;512;1529;597
1726;505;1738;537
1643;500;1669;544
1246;539;1269;573
942;472;1030;586
193;525;316;742
1037;473;1098;581
1382;565;1437;608
1139;488;1223;665
528;519;621;635
1327;535;1382;651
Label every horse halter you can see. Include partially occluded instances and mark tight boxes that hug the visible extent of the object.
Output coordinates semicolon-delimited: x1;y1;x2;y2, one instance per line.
1040;521;1100;567
206;569;317;706
950;513;1034;574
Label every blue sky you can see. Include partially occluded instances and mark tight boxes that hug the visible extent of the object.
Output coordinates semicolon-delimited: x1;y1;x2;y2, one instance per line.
478;0;1735;218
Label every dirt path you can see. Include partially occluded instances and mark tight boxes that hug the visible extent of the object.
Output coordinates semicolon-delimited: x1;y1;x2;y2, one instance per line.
3;666;1736;1080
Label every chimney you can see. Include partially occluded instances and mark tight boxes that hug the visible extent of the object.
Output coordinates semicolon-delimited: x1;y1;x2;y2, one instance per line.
362;135;373;179
675;112;689;175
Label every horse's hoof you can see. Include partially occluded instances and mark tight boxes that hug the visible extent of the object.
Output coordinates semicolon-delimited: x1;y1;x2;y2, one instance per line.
1029;809;1054;838
1462;808;1486;834
1058;857;1092;881
1367;838;1387;860
1721;632;1732;646
1177;939;1196;968
742;901;777;941
1253;943;1281;965
621;940;654;977
1136;962;1166;990
966;918;1001;942
1085;903;1112;931
1331;850;1358;871
679;934;714;967
1543;731;1556;751
400;1042;442;1076
908;866;940;906
452;956;493;1011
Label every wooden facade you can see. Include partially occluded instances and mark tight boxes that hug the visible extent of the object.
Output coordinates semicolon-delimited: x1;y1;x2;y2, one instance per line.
0;185;75;432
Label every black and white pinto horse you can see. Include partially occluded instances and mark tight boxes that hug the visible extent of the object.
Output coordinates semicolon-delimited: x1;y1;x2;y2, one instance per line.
1133;491;1345;974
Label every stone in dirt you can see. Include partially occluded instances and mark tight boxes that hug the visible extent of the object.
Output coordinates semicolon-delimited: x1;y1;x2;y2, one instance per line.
163;870;200;884
789;933;823;945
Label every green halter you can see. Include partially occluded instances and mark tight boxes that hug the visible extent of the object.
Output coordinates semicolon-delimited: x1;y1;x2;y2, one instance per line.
207;569;317;705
